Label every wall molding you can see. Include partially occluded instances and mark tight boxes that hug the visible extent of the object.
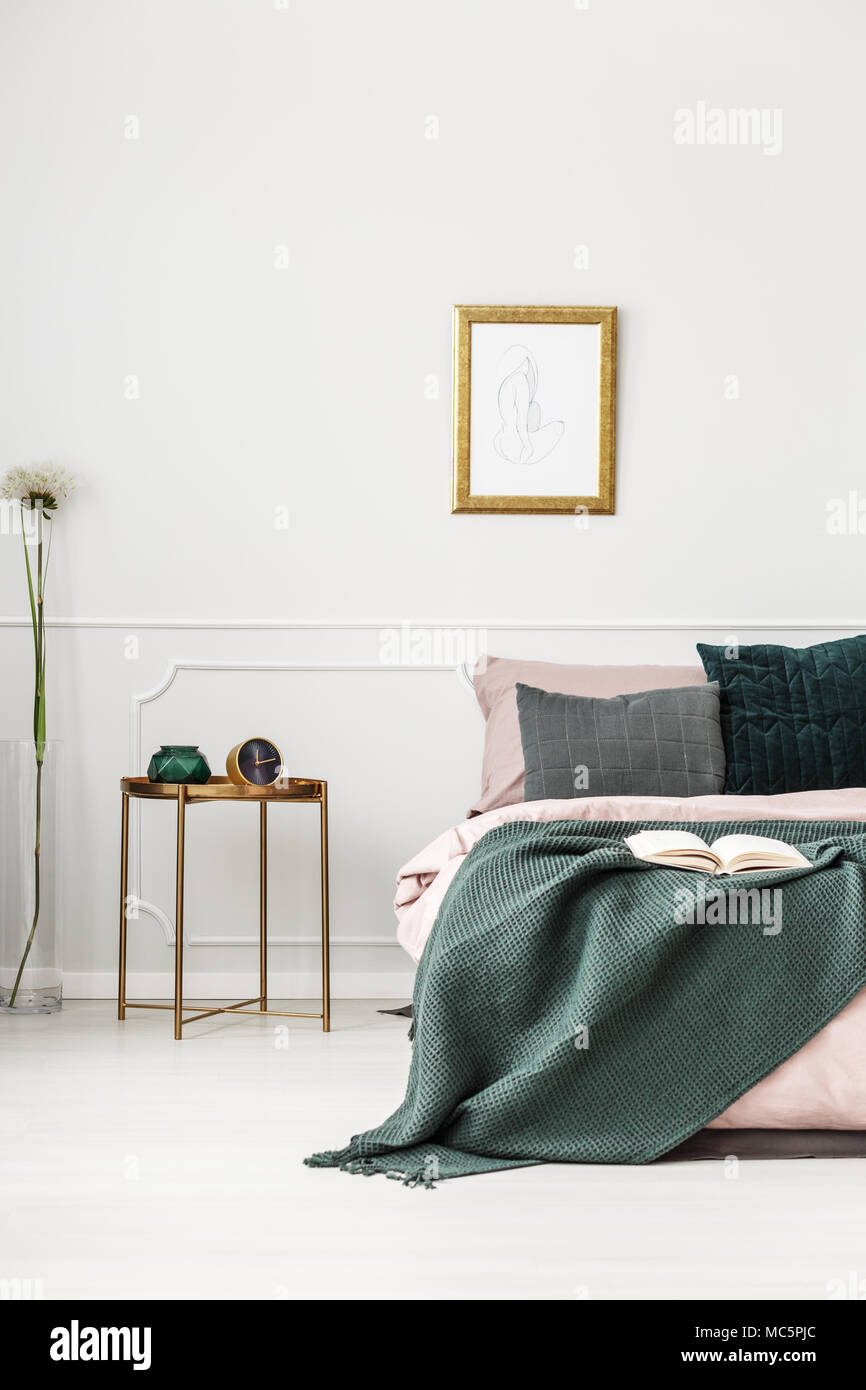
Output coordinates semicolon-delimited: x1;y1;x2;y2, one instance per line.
109;627;866;949
4;617;866;631
129;659;465;950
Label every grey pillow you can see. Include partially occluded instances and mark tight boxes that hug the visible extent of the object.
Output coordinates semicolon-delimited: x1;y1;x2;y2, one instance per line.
516;681;726;801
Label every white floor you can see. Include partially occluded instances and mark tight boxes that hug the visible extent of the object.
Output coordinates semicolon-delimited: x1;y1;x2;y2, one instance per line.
2;1000;865;1301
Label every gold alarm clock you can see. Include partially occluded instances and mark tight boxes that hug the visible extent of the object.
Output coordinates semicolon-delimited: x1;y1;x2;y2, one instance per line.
226;738;284;786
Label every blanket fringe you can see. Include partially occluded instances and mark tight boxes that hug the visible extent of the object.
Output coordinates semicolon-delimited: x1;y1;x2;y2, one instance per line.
304;1149;436;1189
303;1146;355;1170
391;1169;436;1190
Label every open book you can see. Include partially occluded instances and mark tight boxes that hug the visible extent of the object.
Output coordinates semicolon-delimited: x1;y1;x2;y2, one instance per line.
624;830;811;876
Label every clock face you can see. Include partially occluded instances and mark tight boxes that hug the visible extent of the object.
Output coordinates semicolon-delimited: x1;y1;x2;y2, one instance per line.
238;738;283;786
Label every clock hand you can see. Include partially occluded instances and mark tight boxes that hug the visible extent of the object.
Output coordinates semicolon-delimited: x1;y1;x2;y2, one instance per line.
255;757;278;765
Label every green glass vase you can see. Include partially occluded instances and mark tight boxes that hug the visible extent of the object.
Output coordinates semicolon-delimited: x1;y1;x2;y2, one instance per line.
147;745;211;785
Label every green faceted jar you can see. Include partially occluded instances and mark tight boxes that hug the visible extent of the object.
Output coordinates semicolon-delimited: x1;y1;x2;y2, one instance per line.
147;745;211;785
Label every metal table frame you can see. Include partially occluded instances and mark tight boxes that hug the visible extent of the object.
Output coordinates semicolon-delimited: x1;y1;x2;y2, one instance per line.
118;776;330;1039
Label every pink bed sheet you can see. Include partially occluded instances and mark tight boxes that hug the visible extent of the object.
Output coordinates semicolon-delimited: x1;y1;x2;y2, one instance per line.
394;790;866;1131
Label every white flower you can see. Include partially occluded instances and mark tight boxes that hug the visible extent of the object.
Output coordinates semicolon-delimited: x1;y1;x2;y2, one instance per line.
0;464;78;513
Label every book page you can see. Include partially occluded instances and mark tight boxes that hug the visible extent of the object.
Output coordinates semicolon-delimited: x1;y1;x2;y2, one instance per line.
625;830;712;858
709;834;810;870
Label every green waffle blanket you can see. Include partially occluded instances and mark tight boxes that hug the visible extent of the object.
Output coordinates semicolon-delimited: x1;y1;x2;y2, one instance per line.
305;818;866;1184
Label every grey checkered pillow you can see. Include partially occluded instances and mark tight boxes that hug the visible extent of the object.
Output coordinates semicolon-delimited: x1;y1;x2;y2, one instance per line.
516;681;726;801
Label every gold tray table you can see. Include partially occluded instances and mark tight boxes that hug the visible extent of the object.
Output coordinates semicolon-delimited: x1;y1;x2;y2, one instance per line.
117;776;330;1038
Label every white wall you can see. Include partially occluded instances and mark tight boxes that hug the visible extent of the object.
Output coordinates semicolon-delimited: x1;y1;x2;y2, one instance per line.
1;1;864;996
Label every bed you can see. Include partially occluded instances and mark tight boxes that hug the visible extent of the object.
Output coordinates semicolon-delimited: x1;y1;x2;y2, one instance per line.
395;789;866;1134
307;644;866;1183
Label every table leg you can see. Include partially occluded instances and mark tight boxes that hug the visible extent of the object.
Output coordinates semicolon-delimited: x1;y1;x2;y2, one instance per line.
259;801;268;1012
118;793;130;1021
174;785;186;1040
320;784;330;1032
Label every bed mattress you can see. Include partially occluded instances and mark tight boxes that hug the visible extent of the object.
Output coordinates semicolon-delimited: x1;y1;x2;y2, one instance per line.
394;789;866;1131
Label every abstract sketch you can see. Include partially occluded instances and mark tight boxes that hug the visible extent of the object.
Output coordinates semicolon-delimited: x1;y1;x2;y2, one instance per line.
493;345;565;465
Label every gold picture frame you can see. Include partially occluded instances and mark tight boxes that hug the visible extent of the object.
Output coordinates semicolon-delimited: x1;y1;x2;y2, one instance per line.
450;305;617;514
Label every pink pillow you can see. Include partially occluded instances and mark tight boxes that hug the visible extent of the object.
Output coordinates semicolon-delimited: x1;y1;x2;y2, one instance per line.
469;654;707;816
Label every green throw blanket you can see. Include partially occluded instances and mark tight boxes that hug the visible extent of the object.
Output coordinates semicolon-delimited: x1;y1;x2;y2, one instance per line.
306;818;866;1184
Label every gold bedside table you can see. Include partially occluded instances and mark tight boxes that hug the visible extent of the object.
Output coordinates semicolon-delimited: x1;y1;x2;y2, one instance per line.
117;776;330;1039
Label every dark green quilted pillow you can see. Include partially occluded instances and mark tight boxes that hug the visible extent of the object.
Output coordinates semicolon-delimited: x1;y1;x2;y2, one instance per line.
696;635;866;794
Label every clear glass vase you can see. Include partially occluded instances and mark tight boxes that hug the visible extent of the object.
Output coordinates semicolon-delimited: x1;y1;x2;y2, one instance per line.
0;740;61;1014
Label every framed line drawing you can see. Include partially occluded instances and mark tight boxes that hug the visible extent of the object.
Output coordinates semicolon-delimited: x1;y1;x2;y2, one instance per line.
450;305;617;515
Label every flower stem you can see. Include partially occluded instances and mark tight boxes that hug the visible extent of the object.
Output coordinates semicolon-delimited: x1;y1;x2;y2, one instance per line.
8;757;43;1006
8;505;46;1008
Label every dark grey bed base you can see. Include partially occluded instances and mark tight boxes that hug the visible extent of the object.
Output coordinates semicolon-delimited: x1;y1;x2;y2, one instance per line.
659;1129;866;1161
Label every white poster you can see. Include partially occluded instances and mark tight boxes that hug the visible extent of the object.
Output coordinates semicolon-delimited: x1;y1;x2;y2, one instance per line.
468;322;601;498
